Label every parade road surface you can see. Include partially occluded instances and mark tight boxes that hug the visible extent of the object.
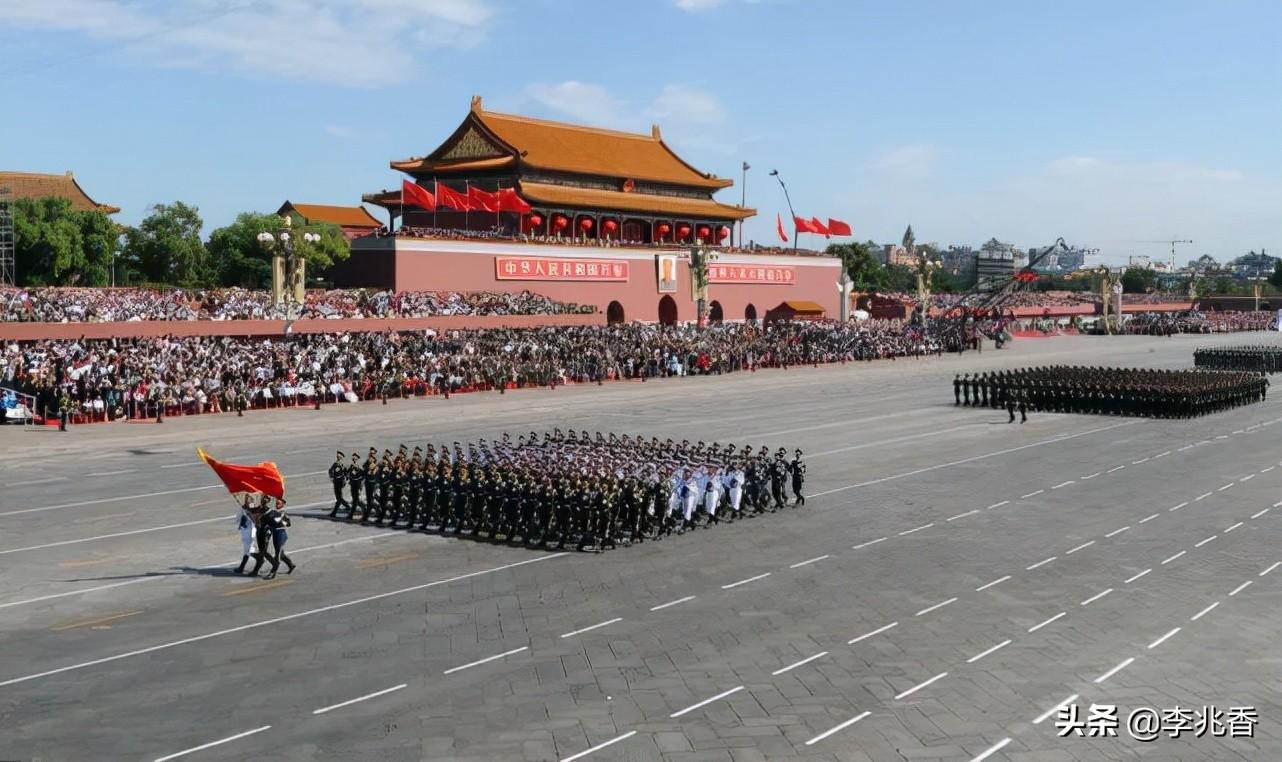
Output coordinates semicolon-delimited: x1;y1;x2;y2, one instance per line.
3;332;1281;762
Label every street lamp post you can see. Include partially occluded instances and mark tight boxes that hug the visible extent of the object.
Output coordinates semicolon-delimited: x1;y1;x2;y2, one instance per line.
257;218;319;332
768;169;798;253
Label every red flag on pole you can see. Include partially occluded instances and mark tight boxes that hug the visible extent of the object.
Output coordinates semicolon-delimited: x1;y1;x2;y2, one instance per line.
496;188;532;213
401;180;436;210
436;183;473;211
197;448;285;499
809;217;831;237
776;213;788;243
467;186;499;213
827;218;852;236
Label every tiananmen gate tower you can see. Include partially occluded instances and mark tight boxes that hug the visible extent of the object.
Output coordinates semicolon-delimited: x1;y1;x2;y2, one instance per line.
341;96;841;323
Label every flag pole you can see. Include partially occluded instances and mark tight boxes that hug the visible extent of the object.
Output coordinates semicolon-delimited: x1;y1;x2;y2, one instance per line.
770;169;799;252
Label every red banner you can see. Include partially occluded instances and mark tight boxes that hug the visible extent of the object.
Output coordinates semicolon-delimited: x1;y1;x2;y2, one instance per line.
708;263;795;284
495;256;629;281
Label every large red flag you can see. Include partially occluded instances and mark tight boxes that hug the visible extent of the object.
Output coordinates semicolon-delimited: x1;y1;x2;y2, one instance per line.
198;448;285;499
776;213;788;243
401;179;436;210
827;218;852;236
436;183;473;211
467;185;499;213
809;217;831;238
793;215;819;234
497;188;532;214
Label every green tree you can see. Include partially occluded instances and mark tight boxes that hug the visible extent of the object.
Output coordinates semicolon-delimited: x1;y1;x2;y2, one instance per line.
122;202;209;287
12;197;118;286
1120;267;1157;293
207;212;349;288
826;240;887;291
1269;261;1282;290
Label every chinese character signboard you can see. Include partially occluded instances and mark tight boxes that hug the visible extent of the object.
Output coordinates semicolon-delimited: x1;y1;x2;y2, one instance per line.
707;264;795;285
494;257;629;282
656;254;679;293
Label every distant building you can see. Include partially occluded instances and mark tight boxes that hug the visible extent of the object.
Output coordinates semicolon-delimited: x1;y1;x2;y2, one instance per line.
976;237;1020;290
1029;242;1087;273
0;170;119;214
941;245;975;277
277;201;382;241
1228;250;1277;279
881;244;916;267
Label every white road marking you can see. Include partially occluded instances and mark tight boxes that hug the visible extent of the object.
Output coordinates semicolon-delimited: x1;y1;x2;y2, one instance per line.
1066;541;1095;554
1033;694;1079;724
442;646;529;675
804;711;872;745
650;595;696;611
852;537;887;550
969;738;1012;762
987;500;1010;510
1178;445;1194;451
976;575;1010;592
895;672;948;700
1107;466;1126;473
1139;513;1159;524
86;469;135;477
789;555;830;568
1147;628;1181;650
1162;551;1186;565
560;618;623;639
1094;657;1134;684
11;477;68;488
1051;481;1074;490
1105;526;1130;538
1263;466;1276;473
160;462;202;469
559;731;637;762
810;421;1142;497
1215;435;1229;440
1132;458;1149;465
1224;522;1244;533
1124;569;1151;584
669;685;744;718
1080;588;1113;606
1194;492;1212;501
721;572;771;589
1218;483;1234;492
1194;535;1217;548
0;515;231;556
1196;440;1212;445
1020;490;1045;499
1241;474;1255;482
915;597;957;617
1080;472;1101;480
1169;502;1188;512
153;725;272;762
1154;450;1171;459
966;639;1011;664
946;510;979;522
772;651;829;676
0;554;565;688
1191;601;1220;621
1230;580;1253;596
1252;508;1271;519
1026;556;1057;571
312;683;407;715
1233;429;1244;435
848;621;898;645
1028;612;1066;632
898;523;934;536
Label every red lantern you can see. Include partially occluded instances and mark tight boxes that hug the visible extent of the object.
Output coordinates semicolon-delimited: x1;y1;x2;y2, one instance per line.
527;214;543;227
579;218;594;231
603;219;618;233
656;223;671;238
552;215;569;230
677;224;691;240
717;226;730;240
697;225;711;240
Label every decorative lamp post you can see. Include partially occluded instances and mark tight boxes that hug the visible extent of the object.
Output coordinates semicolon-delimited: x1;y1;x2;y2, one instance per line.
916;254;941;327
257;217;319;331
690;244;717;328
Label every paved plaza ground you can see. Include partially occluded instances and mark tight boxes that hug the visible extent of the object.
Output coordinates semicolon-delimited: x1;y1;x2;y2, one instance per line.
3;332;1282;762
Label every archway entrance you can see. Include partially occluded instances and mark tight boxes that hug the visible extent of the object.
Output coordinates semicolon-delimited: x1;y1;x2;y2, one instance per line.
606;300;625;324
658;295;678;325
709;300;723;323
745;303;757;322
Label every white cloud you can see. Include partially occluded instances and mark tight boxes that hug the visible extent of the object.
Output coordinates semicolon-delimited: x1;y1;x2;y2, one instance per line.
645;84;726;125
674;0;727;11
524;81;631;128
4;0;496;87
871;144;938;181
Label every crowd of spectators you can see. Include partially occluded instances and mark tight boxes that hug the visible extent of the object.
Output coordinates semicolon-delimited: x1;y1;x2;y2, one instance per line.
1;288;596;322
1121;310;1274;335
2;319;994;422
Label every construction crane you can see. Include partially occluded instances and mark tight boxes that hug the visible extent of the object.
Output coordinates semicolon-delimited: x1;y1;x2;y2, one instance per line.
1128;239;1193;271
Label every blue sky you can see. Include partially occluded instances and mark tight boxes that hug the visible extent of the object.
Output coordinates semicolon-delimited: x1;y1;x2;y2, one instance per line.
2;0;1279;264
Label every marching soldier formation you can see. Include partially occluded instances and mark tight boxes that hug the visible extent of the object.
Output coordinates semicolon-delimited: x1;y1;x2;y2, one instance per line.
1194;345;1282;373
326;431;807;552
953;366;1267;419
